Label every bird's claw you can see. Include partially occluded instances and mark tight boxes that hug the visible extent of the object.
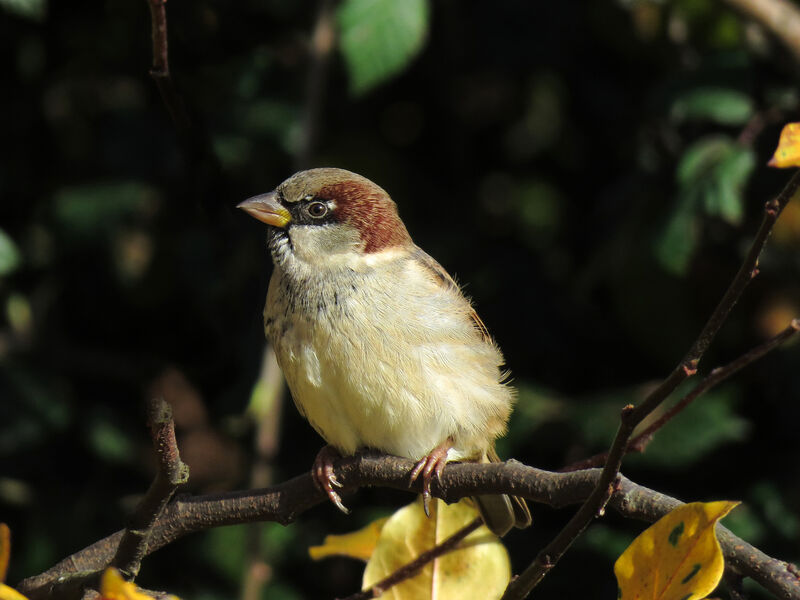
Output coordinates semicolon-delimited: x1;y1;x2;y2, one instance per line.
312;445;350;514
409;439;452;517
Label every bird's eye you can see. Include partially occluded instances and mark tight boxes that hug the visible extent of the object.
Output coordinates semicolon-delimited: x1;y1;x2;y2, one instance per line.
307;201;328;218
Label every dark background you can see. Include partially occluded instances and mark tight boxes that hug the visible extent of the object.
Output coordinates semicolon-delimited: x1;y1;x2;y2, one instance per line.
1;0;799;598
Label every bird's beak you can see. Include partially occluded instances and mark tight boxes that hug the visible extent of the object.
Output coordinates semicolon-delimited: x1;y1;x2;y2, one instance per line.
237;192;292;228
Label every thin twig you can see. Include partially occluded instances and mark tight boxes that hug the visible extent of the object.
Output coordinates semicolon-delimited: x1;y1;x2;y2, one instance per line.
145;0;191;132
16;455;800;600
295;0;335;169
502;172;800;600
144;0;224;211
562;319;800;471
110;398;189;579
737;106;784;147
339;517;483;600
630;319;799;451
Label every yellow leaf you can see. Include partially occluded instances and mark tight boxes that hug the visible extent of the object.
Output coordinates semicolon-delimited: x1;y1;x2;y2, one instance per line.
768;122;800;168
309;517;390;561
615;500;740;600
362;498;510;600
0;524;10;583
0;525;28;600
0;584;28;600
99;568;179;600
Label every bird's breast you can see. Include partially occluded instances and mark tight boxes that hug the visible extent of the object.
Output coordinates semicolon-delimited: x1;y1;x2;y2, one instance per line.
263;257;512;461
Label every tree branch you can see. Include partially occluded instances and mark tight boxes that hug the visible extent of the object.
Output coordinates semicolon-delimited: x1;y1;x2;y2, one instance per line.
502;171;800;599
15;455;800;600
145;0;191;132
721;0;800;63
563;318;800;471
110;398;189;579
14;400;189;600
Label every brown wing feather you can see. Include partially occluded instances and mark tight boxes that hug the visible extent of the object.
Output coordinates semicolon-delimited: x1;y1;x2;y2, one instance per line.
411;246;493;343
413;248;530;535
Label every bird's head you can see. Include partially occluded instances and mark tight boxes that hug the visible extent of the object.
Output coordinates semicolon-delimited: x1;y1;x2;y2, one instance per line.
238;168;412;266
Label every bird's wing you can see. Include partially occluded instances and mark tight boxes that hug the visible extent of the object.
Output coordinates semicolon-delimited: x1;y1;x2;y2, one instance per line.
411;246;493;344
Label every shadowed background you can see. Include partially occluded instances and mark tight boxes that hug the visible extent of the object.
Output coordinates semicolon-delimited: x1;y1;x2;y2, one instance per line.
1;0;799;598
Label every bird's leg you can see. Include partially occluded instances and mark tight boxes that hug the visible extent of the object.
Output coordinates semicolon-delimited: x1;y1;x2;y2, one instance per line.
312;444;349;514
409;437;453;517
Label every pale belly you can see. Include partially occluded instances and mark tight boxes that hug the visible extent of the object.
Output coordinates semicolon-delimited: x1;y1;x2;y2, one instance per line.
271;318;457;460
264;261;511;463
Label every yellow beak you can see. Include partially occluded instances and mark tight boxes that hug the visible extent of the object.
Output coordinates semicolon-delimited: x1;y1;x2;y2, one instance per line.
237;192;292;228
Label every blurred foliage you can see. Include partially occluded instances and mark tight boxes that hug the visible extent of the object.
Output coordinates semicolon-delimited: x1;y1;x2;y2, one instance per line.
1;0;799;598
338;0;429;95
0;0;43;22
656;136;756;273
669;87;753;126
0;232;21;278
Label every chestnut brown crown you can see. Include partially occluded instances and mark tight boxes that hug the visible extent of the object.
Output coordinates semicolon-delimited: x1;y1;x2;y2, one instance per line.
276;168;413;253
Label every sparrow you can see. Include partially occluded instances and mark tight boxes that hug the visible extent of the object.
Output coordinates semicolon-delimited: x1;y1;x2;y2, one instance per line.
238;168;531;536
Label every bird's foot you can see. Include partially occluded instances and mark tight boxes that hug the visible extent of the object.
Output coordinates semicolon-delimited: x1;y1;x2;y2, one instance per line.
312;445;349;514
409;438;453;517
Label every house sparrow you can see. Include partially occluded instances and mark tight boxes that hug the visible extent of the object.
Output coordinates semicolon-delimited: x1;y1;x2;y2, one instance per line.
239;168;531;536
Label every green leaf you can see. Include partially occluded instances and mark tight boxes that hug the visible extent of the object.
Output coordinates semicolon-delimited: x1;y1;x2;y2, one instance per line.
6;293;32;334
0;229;21;277
750;482;800;539
579;524;636;560
654;191;701;275
670;87;753;126
714;146;755;224
657;136;756;273
53;181;159;236
237;100;300;152
722;503;767;545
204;525;247;583
676;136;732;186
337;0;429;95
0;0;46;21
629;388;749;468
212;135;253;169
87;416;135;464
203;522;296;584
571;390;638;449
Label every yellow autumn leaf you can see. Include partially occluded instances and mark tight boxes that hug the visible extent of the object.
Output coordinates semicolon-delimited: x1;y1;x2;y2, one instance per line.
309;517;390;561
0;525;29;600
0;524;10;583
362;497;510;600
615;500;740;600
100;568;179;600
768;122;800;168
0;584;28;600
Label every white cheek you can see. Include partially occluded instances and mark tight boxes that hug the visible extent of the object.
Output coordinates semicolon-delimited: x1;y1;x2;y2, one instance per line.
288;224;362;264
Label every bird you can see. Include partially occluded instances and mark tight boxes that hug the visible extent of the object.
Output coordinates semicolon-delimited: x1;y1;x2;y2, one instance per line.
238;167;531;536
